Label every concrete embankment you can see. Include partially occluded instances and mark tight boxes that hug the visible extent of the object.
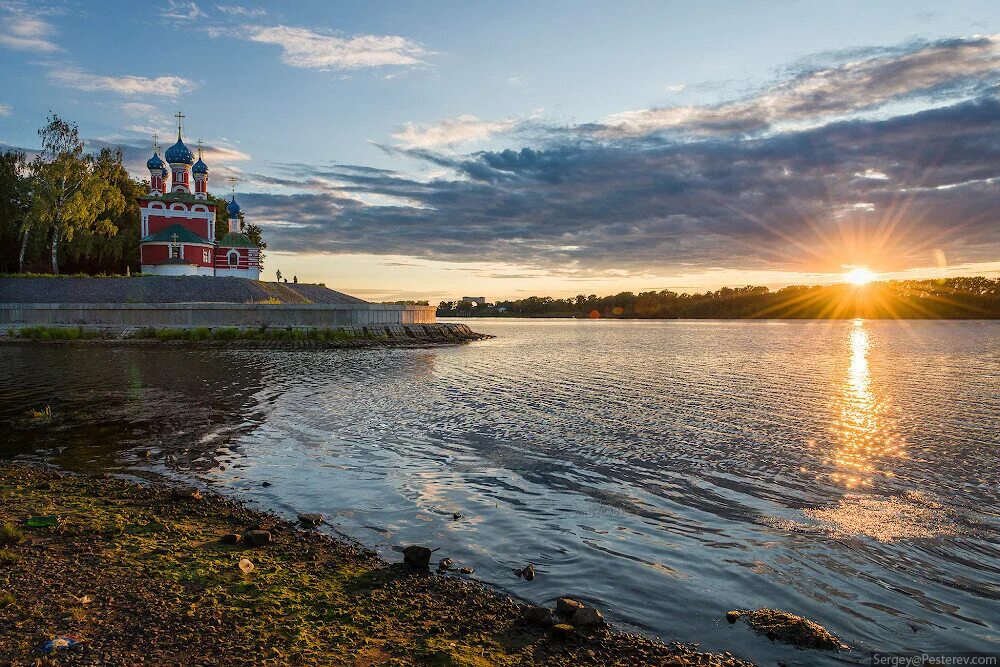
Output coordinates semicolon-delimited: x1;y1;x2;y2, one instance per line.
0;276;436;328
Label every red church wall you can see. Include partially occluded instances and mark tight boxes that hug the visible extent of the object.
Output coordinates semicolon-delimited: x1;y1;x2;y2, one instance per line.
140;244;214;267
140;200;216;240
141;244;169;265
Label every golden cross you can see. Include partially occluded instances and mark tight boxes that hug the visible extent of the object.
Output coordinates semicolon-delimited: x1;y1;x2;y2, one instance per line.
197;139;203;159
171;232;179;244
152;132;158;152
174;111;185;138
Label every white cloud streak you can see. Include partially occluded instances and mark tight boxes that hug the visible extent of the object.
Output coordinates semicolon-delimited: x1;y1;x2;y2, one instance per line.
248;25;428;70
216;4;265;17
47;68;197;97
392;115;517;149
0;10;59;52
603;35;1000;136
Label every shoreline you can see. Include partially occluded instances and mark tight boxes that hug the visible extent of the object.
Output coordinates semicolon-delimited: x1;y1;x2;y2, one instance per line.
0;323;491;348
0;462;754;666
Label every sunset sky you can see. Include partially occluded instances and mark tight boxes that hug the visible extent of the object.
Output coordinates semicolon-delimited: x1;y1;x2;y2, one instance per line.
0;0;997;302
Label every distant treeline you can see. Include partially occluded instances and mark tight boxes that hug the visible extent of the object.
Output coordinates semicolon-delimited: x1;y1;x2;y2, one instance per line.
438;279;1000;319
0;114;265;275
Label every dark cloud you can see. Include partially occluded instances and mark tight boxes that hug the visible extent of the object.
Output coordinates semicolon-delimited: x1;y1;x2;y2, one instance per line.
244;93;999;275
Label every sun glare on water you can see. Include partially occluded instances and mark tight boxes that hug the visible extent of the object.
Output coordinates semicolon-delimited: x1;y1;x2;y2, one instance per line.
844;267;876;286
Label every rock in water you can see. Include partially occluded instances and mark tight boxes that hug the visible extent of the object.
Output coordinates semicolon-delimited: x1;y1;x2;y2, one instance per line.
171;486;202;501
297;513;324;528
523;606;555;627
243;530;272;547
726;610;743;624
735;608;846;650
516;563;535;581
402;545;432;570
556;597;585;617
437;557;453;572
572;606;605;627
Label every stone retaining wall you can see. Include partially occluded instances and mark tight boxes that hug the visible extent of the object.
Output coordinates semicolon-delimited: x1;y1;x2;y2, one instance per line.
0;302;436;328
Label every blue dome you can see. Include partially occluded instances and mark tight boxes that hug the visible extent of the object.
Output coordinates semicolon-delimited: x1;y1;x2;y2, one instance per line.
192;157;208;174
146;152;165;170
227;195;241;217
164;137;194;165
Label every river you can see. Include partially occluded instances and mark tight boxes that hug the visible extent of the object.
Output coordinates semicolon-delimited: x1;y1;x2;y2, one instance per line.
1;318;998;665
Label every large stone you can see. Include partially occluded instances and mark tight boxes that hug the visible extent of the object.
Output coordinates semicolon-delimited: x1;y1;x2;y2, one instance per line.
297;513;324;528
243;530;272;547
523;606;555;627
551;623;575;641
556;597;585;617
736;608;846;650
220;533;242;545
402;545;432;570
170;486;202;501
572;606;605;627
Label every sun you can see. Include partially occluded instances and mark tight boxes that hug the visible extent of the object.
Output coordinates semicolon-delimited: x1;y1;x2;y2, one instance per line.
844;267;876;286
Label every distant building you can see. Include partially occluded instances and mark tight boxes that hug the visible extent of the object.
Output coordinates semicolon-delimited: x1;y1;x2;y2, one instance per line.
462;296;487;306
138;112;263;279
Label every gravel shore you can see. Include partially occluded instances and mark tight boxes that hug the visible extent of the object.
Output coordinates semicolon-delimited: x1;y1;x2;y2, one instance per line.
0;463;755;666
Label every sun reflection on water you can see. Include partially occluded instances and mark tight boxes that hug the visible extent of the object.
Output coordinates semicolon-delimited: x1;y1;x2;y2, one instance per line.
828;319;905;487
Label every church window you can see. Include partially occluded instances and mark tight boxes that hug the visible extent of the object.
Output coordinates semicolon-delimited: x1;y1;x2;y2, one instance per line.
228;250;239;267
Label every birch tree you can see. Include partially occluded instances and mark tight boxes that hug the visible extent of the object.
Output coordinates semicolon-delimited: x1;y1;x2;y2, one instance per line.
29;115;125;274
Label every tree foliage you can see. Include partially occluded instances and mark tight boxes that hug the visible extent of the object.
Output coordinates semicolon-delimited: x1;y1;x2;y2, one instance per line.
4;114;267;275
438;279;1000;319
29;115;126;274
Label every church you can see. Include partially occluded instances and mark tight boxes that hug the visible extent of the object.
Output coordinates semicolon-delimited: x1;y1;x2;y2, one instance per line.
139;113;262;279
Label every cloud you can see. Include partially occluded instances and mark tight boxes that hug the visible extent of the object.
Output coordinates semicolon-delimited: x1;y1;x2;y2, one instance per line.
216;4;265;17
0;103;10;116
247;25;429;70
47;68;196;97
121;102;157;117
664;84;686;93
241;94;1000;278
162;0;207;22
601;35;999;136
0;6;60;52
201;145;252;162
391;115;518;149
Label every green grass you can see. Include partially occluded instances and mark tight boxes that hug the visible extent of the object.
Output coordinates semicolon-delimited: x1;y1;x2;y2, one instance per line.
130;326;360;342
9;325;101;340
0;521;24;546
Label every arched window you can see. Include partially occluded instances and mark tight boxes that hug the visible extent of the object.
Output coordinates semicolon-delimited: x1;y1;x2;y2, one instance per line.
227;250;239;267
192;205;207;212
170;203;186;211
149;202;165;209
